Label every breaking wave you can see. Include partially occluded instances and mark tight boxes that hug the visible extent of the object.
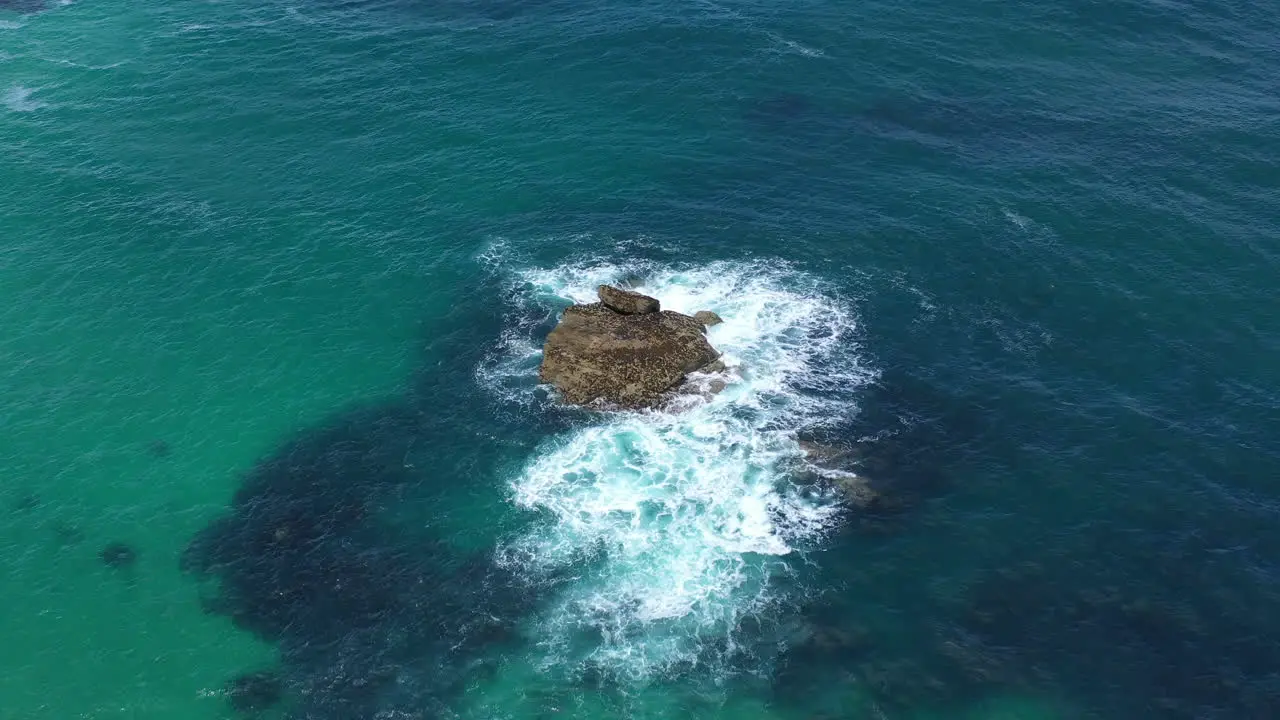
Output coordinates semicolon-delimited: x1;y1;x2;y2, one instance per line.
481;253;875;682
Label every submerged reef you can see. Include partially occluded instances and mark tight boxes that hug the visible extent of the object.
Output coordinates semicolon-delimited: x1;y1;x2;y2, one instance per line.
145;439;172;458
224;670;284;714
99;541;138;569
182;403;422;642
775;378;1280;720
792;370;970;525
182;401;545;718
0;0;45;13
956;547;1280;719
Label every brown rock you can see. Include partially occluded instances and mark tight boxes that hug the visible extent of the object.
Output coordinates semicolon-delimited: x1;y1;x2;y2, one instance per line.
699;359;727;374
693;310;723;326
598;284;660;315
683;359;731;397
539;303;720;407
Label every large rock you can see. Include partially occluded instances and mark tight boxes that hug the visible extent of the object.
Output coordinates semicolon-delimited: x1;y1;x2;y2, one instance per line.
693;310;723;327
539;302;720;407
597;284;660;315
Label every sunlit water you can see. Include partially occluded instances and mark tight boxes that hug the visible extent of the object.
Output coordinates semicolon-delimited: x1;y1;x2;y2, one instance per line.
3;0;1278;719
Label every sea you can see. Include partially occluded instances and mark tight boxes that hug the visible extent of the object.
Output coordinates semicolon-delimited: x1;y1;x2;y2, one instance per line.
2;0;1278;718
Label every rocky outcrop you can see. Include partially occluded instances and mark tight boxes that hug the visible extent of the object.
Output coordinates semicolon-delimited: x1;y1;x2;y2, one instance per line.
597;285;660;315
693;310;723;327
681;359;731;398
798;440;910;511
539;288;721;408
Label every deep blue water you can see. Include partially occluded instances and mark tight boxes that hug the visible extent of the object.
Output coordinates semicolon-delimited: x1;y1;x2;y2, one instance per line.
2;0;1278;718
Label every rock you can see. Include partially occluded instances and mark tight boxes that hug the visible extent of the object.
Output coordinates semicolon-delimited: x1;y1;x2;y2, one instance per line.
680;359;731;398
693;310;723;327
597;284;659;315
146;439;171;458
10;491;40;512
798;440;855;467
99;541;137;569
805;622;872;655
829;472;884;509
225;670;283;713
615;272;645;289
699;359;727;374
0;0;46;13
797;440;908;511
540;302;720;408
696;359;729;394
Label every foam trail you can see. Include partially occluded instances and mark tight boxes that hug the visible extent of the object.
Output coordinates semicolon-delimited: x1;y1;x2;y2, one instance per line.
482;254;873;682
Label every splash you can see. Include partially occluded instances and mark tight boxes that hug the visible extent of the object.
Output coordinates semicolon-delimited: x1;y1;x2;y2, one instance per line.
482;254;874;682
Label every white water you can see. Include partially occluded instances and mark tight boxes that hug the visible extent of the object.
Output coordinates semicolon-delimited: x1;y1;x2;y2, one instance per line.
482;255;874;681
3;85;46;112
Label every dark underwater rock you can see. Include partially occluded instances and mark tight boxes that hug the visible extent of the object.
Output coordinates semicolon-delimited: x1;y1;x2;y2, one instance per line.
745;92;816;129
100;542;137;569
597;284;659;315
181;403;424;642
794;370;991;520
538;300;720;408
225;670;283;713
10;491;41;512
959;559;1280;719
146;439;172;458
0;0;45;13
797;439;920;513
182;401;551;720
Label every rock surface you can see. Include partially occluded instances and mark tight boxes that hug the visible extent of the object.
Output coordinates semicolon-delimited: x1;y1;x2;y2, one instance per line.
798;440;906;511
693;310;723;327
597;284;660;315
539;299;720;407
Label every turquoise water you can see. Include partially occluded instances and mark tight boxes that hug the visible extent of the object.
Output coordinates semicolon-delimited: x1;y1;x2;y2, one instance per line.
3;0;1278;718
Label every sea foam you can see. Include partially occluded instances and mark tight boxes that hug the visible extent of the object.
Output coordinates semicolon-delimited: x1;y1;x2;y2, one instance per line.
3;85;46;112
482;254;874;681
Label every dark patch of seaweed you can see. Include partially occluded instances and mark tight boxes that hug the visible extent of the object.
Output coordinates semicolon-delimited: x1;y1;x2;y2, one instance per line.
182;400;548;718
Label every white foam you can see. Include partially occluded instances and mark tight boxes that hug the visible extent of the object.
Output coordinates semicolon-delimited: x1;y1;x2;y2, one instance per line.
766;32;826;58
3;86;46;112
481;253;874;682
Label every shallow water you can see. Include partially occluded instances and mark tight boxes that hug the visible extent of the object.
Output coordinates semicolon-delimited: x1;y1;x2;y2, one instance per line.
2;0;1278;718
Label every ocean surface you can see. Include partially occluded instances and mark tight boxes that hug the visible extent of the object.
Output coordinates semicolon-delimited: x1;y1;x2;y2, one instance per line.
2;0;1278;718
